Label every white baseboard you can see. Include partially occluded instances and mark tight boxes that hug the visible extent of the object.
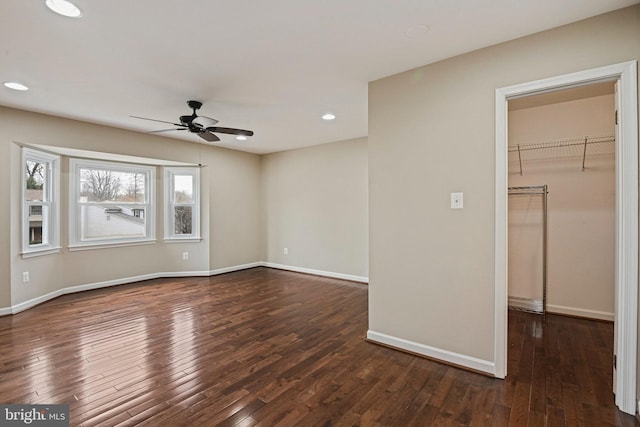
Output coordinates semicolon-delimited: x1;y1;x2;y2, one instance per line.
0;262;367;316
64;273;162;295
210;262;264;276
262;262;368;283
508;296;543;313
546;304;614;322
10;289;65;314
160;270;211;278
366;330;495;376
2;263;263;316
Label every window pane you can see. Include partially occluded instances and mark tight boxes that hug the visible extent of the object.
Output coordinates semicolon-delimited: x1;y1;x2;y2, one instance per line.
28;205;49;246
174;175;193;203
174;206;193;234
80;168;146;203
80;205;146;240
25;160;45;201
28;204;45;246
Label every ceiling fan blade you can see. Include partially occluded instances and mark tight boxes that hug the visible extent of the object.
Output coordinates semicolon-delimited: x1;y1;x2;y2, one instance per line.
148;128;187;134
208;127;254;137
131;115;183;127
198;131;220;142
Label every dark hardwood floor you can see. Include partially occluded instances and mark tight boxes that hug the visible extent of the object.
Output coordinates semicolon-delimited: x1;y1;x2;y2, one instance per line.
0;267;636;426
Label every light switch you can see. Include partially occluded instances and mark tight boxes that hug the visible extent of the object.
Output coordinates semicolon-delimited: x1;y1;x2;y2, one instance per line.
451;192;463;209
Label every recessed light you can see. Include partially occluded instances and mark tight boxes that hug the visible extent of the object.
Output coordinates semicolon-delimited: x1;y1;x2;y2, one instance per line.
236;135;247;141
405;24;429;39
45;0;82;18
3;82;29;91
322;113;336;121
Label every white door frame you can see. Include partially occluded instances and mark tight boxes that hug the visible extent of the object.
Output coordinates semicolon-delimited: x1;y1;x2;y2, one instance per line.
494;61;638;415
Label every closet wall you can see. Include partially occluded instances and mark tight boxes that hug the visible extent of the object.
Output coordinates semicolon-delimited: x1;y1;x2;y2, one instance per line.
508;91;615;320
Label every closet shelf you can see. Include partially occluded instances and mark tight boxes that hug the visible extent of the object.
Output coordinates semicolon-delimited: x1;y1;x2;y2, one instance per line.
508;134;614;175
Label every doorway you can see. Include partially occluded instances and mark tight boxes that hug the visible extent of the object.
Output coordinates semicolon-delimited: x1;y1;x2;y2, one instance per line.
494;61;638;415
507;82;616;319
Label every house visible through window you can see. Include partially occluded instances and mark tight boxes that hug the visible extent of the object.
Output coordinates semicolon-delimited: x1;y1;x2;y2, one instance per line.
28;205;43;244
69;159;155;248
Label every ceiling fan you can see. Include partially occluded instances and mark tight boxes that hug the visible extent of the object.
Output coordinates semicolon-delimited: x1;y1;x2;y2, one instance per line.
131;100;254;142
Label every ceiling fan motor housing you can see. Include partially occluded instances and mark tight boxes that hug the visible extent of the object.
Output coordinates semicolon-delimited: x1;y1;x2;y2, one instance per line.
180;114;195;124
187;100;203;110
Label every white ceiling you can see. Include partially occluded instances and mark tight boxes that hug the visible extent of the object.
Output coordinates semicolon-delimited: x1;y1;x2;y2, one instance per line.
1;1;637;154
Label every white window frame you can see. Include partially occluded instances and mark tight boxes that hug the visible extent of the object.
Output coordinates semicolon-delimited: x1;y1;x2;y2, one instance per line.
21;148;60;257
69;158;156;250
164;167;201;241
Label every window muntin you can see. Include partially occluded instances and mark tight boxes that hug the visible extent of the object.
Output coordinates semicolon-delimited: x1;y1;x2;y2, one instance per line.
70;159;155;247
165;167;200;240
22;148;60;255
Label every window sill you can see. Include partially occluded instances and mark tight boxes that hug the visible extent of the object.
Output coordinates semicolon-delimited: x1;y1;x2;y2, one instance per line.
68;239;156;252
164;237;202;243
21;247;62;259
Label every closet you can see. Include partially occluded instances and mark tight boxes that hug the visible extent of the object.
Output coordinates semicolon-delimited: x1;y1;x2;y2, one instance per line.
507;82;616;320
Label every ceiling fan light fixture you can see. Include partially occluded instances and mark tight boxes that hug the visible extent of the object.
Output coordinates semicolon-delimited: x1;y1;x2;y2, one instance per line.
322;113;336;121
192;116;219;129
45;0;82;18
3;82;29;91
236;135;248;141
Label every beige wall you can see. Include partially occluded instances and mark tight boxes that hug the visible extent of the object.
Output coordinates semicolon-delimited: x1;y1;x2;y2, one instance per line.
261;138;368;278
0;106;262;309
368;5;639;366
0;135;10;308
1;106;364;311
209;149;262;269
508;94;615;319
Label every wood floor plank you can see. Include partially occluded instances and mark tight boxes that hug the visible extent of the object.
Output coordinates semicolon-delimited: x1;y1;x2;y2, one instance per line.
0;268;636;426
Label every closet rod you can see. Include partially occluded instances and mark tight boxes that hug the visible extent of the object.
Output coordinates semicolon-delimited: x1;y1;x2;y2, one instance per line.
509;192;546;195
508;185;547;195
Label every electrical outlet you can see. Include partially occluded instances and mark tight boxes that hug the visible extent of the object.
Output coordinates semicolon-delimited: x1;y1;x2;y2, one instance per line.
182;252;189;261
22;272;30;283
284;247;288;255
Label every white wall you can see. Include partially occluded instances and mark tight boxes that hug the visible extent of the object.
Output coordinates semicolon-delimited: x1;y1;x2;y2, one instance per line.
368;5;639;372
261;138;368;279
508;94;615;320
